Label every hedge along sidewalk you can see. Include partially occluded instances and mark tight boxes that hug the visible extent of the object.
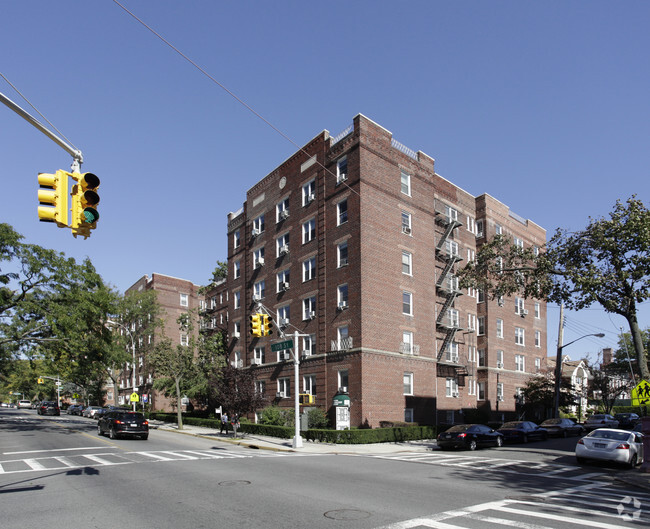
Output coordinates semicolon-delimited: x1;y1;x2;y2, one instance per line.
149;413;437;445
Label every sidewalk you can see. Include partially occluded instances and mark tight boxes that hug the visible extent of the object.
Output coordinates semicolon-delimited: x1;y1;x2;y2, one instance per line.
150;420;437;455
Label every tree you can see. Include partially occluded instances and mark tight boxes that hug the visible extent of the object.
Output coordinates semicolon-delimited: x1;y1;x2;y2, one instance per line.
458;196;650;380
520;371;576;420
584;358;631;414
211;363;267;437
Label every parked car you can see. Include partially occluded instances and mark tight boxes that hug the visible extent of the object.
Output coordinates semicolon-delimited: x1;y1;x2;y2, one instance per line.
614;413;640;430
584;414;619;431
67;404;84;415
17;400;32;409
83;406;104;419
37;401;60;416
540;418;583;437
437;424;503;451
497;421;548;443
576;428;644;468
97;411;149;440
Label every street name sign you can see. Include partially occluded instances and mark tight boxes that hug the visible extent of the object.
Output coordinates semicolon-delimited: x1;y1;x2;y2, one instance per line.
271;340;293;352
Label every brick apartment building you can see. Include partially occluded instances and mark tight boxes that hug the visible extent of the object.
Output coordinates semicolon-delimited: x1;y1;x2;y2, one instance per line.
112;273;204;411
205;114;546;428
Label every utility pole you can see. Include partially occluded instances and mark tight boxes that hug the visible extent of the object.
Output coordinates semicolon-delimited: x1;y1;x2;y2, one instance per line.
553;304;565;418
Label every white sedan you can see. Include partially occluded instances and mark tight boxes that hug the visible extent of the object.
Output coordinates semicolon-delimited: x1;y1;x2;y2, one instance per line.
576;428;644;468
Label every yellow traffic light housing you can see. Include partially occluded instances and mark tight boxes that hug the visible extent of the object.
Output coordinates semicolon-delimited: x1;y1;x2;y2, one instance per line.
37;170;69;227
250;314;262;337
37;378;44;384
262;314;274;336
299;393;315;405
70;172;100;239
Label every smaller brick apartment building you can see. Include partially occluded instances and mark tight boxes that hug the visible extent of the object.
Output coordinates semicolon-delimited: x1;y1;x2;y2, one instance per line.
204;114;547;428
111;273;204;411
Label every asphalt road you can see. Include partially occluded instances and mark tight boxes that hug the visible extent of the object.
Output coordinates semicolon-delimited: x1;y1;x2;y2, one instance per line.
1;408;648;529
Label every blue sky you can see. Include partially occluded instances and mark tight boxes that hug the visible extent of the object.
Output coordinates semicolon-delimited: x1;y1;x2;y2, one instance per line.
1;1;648;362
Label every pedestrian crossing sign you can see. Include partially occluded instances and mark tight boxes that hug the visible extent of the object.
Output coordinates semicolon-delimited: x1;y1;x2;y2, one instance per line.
631;379;650;406
130;392;140;403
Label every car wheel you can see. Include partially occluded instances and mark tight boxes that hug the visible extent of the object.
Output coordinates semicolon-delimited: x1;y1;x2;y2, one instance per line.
109;427;117;440
495;436;503;448
468;440;477;451
628;454;638;469
97;424;103;436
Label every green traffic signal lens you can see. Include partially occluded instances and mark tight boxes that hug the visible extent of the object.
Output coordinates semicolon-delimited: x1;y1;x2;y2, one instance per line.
83;208;100;224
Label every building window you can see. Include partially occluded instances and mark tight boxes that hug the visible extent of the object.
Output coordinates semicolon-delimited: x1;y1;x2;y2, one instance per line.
445;239;459;258
478;349;486;367
253;247;264;268
253;280;265;300
403;372;413;395
233;321;241;337
497;383;504;402
446;342;459;363
278;305;290;327
254;346;265;364
535;357;541;372
477;317;485;336
404;408;414;423
277;269;290;292
276;233;290;258
337;199;348;225
444;205;458;223
256;380;265;394
278;378;290;398
233;260;241;279
496;318;503;338
233;291;240;309
495;223;502;235
477;382;485;400
253;214;265;235
337;284;349;309
467;313;476;332
303;256;316;282
402;251;412;275
303;375;316;395
180;333;188;347
535;330;541;348
276;198;289;223
338;369;349;391
496;350;504;368
336;156;348;184
514;236;524;249
401;211;412;235
476;219;484;238
401;331;413;354
302;334;315;356
400;170;411;196
534;302;541;319
337;241;348;267
302;179;316;206
402;291;413;315
303;296;316;320
515;354;525;372
233;229;241;249
210;296;216;309
446;378;458;397
180;293;188;307
302;218;315;244
478;290;485;303
515;327;525;346
515;297;525;315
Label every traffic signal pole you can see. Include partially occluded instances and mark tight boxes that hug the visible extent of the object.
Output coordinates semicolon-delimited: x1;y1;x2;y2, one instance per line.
0;91;83;172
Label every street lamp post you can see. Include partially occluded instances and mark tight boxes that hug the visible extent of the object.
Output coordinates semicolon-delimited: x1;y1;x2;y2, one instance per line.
107;319;137;411
554;332;604;418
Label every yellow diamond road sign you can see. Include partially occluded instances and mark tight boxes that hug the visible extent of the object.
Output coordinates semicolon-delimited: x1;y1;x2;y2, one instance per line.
130;392;140;403
631;380;650;406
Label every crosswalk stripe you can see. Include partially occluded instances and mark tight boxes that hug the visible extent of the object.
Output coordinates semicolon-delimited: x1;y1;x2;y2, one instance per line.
497;505;632;528
82;454;129;466
23;458;47;470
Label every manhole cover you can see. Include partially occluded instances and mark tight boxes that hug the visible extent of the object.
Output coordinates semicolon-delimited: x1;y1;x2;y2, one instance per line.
218;480;251;487
324;509;371;521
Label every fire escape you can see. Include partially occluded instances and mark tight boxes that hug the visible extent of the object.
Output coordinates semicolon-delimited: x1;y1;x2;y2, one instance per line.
435;204;469;379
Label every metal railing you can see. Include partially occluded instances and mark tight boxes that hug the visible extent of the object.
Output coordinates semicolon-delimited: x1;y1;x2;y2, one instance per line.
331;336;353;351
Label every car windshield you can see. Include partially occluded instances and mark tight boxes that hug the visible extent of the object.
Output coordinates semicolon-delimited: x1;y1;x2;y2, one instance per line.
588;430;630;441
542;419;561;425
589;415;606;420
446;425;469;433
501;422;523;428
115;413;144;421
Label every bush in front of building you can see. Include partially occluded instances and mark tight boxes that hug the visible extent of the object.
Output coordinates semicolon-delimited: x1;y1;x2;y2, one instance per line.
305;425;435;444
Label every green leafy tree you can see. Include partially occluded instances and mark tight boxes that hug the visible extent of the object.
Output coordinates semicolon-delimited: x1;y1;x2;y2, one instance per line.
459;196;650;380
520;371;576;420
583;358;630;414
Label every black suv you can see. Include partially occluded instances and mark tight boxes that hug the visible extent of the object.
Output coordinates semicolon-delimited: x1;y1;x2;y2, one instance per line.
97;411;149;440
38;401;60;416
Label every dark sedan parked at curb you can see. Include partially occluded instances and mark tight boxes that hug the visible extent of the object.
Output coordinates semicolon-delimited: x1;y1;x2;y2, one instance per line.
437;424;504;451
497;421;548;443
37;401;60;416
614;413;639;430
98;411;149;440
540;418;583;437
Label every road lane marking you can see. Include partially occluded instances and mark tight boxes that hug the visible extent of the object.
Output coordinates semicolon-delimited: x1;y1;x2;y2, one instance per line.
23;458;47;471
4;446;109;456
82;454;128;466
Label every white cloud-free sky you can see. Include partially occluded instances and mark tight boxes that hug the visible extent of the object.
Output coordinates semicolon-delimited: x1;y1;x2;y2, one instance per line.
2;1;648;362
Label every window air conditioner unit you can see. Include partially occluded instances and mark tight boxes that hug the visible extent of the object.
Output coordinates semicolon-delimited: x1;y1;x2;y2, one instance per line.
452;391;459;398
276;392;285;398
252;228;261;237
339;257;348;266
279;245;289;255
279;318;289;327
252;293;262;302
337;173;347;184
281;282;290;291
337;301;348;310
252;358;262;365
402;226;412;235
257;257;264;267
232;331;240;339
498;396;504;402
497;362;503;368
338;386;348;393
280;210;289;220
521;309;529;317
308;192;315;202
308;311;316;320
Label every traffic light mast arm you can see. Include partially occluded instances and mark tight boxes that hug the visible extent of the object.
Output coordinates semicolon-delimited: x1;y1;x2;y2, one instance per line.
0;90;83;172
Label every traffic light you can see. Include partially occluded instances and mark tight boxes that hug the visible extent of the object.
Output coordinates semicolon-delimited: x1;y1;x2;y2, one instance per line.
70;172;100;238
37;378;44;384
262;314;274;336
250;314;262;337
299;393;315;405
37;170;69;227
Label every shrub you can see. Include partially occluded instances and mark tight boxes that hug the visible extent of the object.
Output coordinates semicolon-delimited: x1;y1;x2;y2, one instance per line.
307;408;329;429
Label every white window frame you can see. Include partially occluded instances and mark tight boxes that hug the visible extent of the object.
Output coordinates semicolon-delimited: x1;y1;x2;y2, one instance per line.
303;375;316;395
337;199;348;225
535;302;541;319
180;293;188;307
401;211;412;235
336;156;348;184
303;296;316;320
302;334;315;356
402;331;413;354
254;346;265;365
400;170;411;196
302;218;316;244
403;372;413;396
253;247;264;268
445;377;458;397
276;198;289;223
496;318;504;338
337;241;348;267
402;291;413;316
277;269;290;292
535;330;541;348
515;297;525;315
277;305;290;327
278;378;291;398
402;250;412;275
515;354;525;372
338;368;349;391
233;229;241;249
253;280;265;300
446;341;459;363
496;349;504;368
337;284;348;309
302;179;315;206
233;290;241;310
233;260;241;279
303;256;316;282
515;327;525;346
253;214;265;234
477;316;485;336
477;381;485;401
